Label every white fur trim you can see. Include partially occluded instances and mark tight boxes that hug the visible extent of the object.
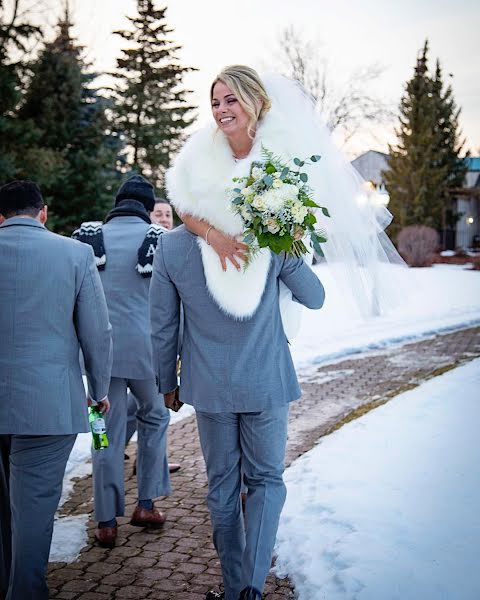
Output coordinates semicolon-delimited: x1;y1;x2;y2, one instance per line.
198;238;271;319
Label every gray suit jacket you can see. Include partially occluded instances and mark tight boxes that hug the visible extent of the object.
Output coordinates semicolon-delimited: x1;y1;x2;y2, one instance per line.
150;226;325;413
0;217;112;434
100;216;156;379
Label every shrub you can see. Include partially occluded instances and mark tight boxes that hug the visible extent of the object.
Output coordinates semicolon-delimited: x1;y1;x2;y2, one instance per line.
397;225;440;267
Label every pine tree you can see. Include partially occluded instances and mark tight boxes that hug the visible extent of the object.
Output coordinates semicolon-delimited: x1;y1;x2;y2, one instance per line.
111;0;196;187
18;8;121;233
0;0;42;182
431;59;467;232
384;41;467;234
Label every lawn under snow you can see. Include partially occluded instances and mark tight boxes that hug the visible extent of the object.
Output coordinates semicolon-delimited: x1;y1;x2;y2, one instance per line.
291;263;480;371
51;263;479;564
274;358;480;600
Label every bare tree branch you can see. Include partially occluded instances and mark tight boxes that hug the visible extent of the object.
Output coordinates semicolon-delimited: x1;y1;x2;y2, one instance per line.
0;0;43;59
274;25;395;147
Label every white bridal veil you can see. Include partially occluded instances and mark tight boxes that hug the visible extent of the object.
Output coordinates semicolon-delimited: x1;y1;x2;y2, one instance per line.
262;73;407;321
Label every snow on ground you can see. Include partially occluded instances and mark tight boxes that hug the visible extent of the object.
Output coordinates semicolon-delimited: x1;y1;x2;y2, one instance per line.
291;263;480;371
274;358;480;600
51;264;479;564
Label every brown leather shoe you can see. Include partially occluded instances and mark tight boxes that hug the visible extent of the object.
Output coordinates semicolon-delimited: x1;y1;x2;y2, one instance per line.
130;504;166;529
94;526;117;548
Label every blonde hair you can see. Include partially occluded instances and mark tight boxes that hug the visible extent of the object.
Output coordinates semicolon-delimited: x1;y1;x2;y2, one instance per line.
210;65;271;137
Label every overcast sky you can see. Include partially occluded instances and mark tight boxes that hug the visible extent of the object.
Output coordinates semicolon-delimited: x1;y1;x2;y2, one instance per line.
22;0;480;157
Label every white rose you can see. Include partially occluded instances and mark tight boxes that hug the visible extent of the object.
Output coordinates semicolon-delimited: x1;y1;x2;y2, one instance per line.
265;217;280;234
241;186;251;196
251;167;263;180
272;179;283;189
252;194;267;210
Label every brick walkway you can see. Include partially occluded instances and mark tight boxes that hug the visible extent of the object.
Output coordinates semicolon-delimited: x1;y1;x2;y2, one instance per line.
49;326;480;600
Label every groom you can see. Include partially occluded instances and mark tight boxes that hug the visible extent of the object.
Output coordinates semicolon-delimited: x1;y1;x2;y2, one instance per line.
150;225;325;600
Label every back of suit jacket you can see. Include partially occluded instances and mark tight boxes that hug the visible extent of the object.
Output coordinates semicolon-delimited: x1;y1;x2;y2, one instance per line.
0;217;112;435
150;226;325;413
100;216;155;379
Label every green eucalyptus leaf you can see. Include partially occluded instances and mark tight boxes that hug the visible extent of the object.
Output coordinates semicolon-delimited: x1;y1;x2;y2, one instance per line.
321;206;331;217
232;197;243;205
312;240;324;256
263;174;273;186
300;172;308;183
265;163;276;174
310;155;321;162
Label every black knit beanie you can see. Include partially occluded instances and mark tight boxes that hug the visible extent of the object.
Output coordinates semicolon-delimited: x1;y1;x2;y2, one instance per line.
115;175;155;212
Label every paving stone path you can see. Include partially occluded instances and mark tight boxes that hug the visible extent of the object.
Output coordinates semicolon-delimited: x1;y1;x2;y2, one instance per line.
49;326;480;600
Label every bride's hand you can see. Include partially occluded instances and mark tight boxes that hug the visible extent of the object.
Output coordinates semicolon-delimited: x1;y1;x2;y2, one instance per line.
208;228;249;272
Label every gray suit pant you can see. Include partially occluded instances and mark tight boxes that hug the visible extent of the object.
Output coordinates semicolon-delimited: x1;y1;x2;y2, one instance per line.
125;391;138;446
196;406;288;600
0;434;76;600
92;377;171;522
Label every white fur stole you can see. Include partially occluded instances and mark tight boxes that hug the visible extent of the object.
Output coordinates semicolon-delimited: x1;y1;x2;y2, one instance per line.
166;108;302;330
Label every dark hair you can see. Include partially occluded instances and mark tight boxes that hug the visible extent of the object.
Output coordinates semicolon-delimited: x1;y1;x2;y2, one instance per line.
0;180;45;219
154;197;170;206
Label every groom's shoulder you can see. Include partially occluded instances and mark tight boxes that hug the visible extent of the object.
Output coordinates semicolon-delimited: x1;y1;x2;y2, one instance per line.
159;225;197;255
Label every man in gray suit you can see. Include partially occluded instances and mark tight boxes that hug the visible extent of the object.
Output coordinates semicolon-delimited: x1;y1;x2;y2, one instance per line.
0;180;113;600
150;226;325;600
84;175;171;548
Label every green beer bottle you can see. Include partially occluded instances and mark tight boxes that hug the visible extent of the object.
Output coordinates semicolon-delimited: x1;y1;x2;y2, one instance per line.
89;405;109;450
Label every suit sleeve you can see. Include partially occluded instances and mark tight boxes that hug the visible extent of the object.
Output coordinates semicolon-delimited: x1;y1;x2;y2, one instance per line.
74;245;113;401
279;253;325;309
149;235;181;393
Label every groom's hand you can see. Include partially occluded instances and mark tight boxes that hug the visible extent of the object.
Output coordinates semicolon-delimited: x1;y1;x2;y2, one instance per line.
164;388;183;412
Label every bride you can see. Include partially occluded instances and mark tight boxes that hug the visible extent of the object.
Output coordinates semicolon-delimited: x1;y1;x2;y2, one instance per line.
167;65;405;337
165;65;405;600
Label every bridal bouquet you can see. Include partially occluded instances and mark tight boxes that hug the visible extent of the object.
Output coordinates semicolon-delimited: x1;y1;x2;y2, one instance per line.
231;147;330;262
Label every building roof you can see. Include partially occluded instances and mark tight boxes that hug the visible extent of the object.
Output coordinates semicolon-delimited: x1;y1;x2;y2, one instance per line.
351;150;389;186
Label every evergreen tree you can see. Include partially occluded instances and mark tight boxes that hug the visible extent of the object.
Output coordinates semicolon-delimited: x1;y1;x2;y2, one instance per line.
18;8;121;233
384;41;467;233
111;0;196;187
0;0;42;182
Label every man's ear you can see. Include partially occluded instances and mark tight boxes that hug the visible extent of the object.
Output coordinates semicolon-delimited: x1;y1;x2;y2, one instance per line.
0;215;5;225
39;205;48;225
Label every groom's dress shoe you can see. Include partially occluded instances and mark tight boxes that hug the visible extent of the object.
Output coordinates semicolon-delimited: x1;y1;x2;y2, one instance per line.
239;587;262;599
205;592;224;599
94;526;117;548
130;504;166;529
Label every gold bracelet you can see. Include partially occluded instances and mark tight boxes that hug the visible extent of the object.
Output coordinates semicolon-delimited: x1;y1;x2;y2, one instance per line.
205;225;214;245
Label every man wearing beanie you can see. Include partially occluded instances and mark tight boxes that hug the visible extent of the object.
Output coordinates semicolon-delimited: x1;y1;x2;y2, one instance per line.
85;174;172;547
0;180;112;598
